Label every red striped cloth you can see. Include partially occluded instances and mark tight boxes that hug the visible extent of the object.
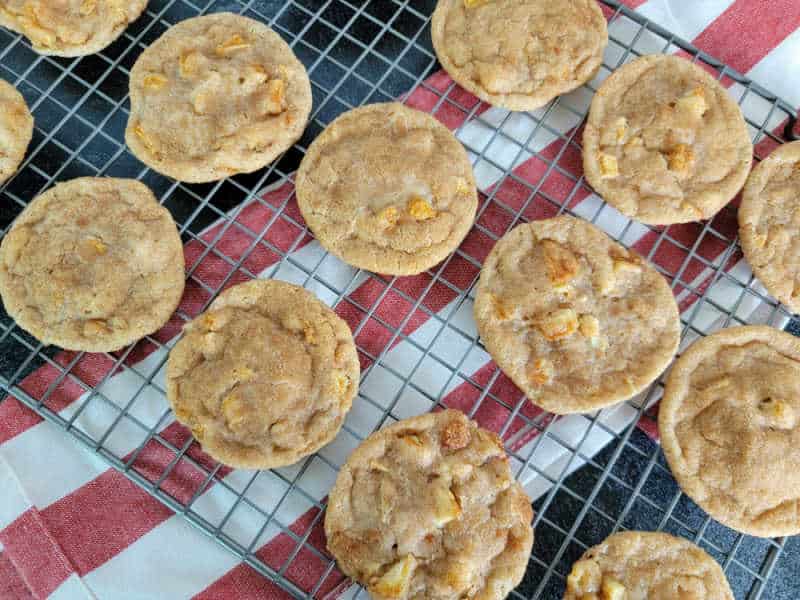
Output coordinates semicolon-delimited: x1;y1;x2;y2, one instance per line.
0;1;798;598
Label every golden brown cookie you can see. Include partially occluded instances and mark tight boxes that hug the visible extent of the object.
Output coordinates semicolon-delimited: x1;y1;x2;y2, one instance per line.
295;103;477;276
739;140;800;313
166;279;360;469
0;79;33;185
0;177;185;352
474;215;680;414
564;531;734;600
126;13;312;183
431;0;608;111
0;0;147;57
325;410;533;600
583;54;753;225
660;325;800;538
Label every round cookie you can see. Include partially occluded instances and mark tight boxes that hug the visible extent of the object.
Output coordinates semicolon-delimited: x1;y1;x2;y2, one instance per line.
564;531;734;599
296;103;477;276
166;279;360;469
0;0;147;57
431;0;608;111
583;54;753;225
0;177;185;352
660;325;800;538
739;140;800;313
474;215;680;414
325;410;533;600
126;13;312;183
0;79;33;185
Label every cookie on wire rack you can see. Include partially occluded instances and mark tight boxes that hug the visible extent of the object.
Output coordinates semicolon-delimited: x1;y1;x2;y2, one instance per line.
0;0;148;57
431;0;608;111
166;279;360;470
738;140;800;313
126;13;312;183
325;409;533;600
474;215;680;415
0;177;185;352
295;102;478;276
563;531;734;599
660;325;800;538
0;79;33;186
583;54;753;225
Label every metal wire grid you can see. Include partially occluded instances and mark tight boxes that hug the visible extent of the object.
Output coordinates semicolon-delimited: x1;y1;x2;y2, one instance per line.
0;0;797;598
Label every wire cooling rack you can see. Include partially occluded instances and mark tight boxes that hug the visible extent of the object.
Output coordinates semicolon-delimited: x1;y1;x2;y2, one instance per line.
0;1;798;598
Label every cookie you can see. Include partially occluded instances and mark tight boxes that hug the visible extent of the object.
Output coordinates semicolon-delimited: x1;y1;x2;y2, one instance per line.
583;54;753;225
296;103;477;276
0;0;147;57
126;13;312;183
474;215;680;414
0;79;33;185
739;140;800;313
564;531;734;599
431;0;608;111
325;410;533;600
166;279;360;469
0;177;185;352
660;325;800;538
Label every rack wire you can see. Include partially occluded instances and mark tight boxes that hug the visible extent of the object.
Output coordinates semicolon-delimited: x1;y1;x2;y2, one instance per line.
0;1;797;598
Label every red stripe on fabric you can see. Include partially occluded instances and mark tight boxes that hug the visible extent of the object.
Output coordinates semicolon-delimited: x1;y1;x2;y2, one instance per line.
41;473;171;576
0;551;35;600
194;504;346;600
693;0;800;74
0;509;75;598
31;419;236;577
600;0;647;19
0;352;116;445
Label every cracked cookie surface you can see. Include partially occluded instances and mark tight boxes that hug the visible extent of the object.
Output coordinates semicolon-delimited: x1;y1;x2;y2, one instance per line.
660;325;800;537
166;279;360;469
295;103;477;276
126;13;312;183
563;531;734;600
431;0;607;111
0;79;33;185
0;177;185;352
584;54;753;225
739;140;800;313
324;410;533;600
474;216;680;414
0;0;147;56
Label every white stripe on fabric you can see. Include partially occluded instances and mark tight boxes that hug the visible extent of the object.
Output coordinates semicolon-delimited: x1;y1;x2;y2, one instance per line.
82;516;239;600
747;27;800;109
0;454;32;530
48;573;95;600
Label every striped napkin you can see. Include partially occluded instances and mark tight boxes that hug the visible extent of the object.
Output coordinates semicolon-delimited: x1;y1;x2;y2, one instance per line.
1;1;799;598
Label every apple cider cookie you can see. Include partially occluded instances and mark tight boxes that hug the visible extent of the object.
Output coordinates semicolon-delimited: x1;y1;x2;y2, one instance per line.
166;280;360;469
0;79;33;185
325;410;533;600
431;0;608;111
584;54;752;225
296;103;477;275
660;325;800;538
739;140;800;313
474;215;680;414
0;0;148;56
126;13;312;183
564;531;734;600
0;177;184;351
